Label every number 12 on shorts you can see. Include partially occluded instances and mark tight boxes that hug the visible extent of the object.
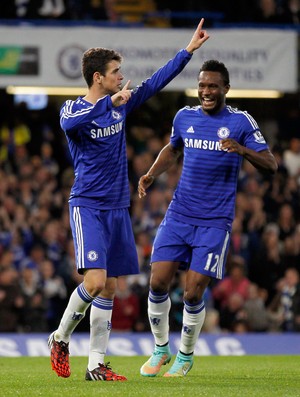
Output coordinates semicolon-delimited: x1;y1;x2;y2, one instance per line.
204;253;220;273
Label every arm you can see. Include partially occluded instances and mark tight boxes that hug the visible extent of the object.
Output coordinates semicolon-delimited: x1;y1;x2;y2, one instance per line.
220;139;278;174
138;143;182;198
125;19;210;113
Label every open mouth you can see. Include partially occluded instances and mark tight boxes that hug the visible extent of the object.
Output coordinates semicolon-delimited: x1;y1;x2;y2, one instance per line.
202;97;215;106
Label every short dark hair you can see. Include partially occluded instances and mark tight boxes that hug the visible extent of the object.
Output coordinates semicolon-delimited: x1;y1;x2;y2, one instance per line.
82;48;123;87
199;60;230;86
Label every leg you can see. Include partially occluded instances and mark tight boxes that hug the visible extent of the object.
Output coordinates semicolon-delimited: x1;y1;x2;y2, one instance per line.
86;276;127;381
164;271;210;377
140;261;178;377
88;276;116;370
164;225;230;377
181;271;210;354
49;269;106;378
148;261;178;344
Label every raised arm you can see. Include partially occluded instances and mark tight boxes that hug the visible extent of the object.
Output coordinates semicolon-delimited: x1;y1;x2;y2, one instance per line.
138;143;183;198
125;19;210;113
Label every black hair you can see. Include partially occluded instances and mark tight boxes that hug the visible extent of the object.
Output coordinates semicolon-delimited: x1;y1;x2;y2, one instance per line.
199;60;230;86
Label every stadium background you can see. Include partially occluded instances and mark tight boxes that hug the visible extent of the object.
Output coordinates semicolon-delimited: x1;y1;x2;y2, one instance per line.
0;0;300;355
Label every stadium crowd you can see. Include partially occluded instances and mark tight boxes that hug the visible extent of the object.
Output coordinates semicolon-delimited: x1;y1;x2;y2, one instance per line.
0;90;300;335
1;0;300;28
0;0;299;335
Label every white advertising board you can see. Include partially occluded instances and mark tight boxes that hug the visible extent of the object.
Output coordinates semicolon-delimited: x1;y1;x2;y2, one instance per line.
0;26;297;91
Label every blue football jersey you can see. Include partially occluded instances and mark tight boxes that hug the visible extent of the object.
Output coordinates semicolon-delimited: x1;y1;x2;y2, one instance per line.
60;49;192;209
168;105;270;231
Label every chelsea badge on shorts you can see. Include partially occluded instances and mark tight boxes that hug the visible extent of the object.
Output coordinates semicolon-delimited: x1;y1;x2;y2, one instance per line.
87;250;98;262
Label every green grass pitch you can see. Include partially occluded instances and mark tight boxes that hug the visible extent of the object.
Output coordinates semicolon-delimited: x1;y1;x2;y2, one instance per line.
1;355;299;397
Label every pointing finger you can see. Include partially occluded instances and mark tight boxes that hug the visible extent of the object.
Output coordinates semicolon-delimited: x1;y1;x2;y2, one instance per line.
122;80;131;91
197;18;204;31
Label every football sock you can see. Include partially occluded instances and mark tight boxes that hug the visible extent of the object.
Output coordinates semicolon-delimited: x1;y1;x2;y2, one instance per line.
55;283;93;343
179;299;206;354
88;297;113;371
148;289;171;346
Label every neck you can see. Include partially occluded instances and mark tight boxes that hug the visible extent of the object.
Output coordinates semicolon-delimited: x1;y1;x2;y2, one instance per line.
83;86;107;104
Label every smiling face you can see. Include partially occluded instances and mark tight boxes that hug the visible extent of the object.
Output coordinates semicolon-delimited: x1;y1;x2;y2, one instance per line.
197;71;230;115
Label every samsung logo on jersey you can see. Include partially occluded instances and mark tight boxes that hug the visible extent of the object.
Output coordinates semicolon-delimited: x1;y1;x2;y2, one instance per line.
184;139;222;151
90;121;123;138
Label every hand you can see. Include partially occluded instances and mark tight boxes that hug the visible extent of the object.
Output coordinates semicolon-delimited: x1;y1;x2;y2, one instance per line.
186;18;210;54
111;80;131;107
220;138;245;155
138;174;155;198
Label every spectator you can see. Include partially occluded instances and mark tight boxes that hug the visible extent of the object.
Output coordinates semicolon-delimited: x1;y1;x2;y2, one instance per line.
219;292;247;332
40;142;59;176
0;267;24;332
111;276;140;331
39;259;67;330
231;318;250;333
229;216;250;263
281;0;300;24
243;283;270;332
19;264;47;332
268;267;300;331
255;0;287;23
202;308;222;334
277;202;296;241
283;137;300;180
249;223;284;301
212;256;251;310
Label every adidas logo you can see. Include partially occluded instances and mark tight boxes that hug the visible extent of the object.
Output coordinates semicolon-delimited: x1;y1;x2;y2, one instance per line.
91;120;99;126
187;126;194;133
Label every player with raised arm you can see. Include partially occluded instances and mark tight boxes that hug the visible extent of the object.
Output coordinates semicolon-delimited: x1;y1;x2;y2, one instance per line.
48;20;209;381
138;59;277;377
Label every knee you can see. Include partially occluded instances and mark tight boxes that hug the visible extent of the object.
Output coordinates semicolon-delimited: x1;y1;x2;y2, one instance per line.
101;280;117;299
83;269;108;297
183;286;205;304
184;273;210;303
87;284;105;297
84;279;106;297
150;275;169;293
183;291;202;305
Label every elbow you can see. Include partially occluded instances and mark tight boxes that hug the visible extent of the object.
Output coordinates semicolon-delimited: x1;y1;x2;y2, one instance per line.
264;163;278;176
265;151;278;175
270;162;278;175
263;161;278;175
259;161;278;176
269;157;279;175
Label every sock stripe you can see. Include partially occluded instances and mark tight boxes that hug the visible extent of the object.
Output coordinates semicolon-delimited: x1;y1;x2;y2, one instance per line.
77;283;94;303
149;289;169;304
92;297;113;310
184;299;205;314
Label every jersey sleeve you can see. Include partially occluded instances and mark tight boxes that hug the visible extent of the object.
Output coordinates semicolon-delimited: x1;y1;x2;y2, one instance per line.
125;49;192;114
170;109;184;148
60;95;113;135
239;112;269;152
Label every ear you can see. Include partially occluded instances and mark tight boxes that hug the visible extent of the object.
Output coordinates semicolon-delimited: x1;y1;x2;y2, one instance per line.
224;84;230;94
93;71;102;84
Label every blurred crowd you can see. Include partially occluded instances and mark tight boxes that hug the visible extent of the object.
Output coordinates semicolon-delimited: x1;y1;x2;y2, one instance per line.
0;0;300;27
0;90;300;335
